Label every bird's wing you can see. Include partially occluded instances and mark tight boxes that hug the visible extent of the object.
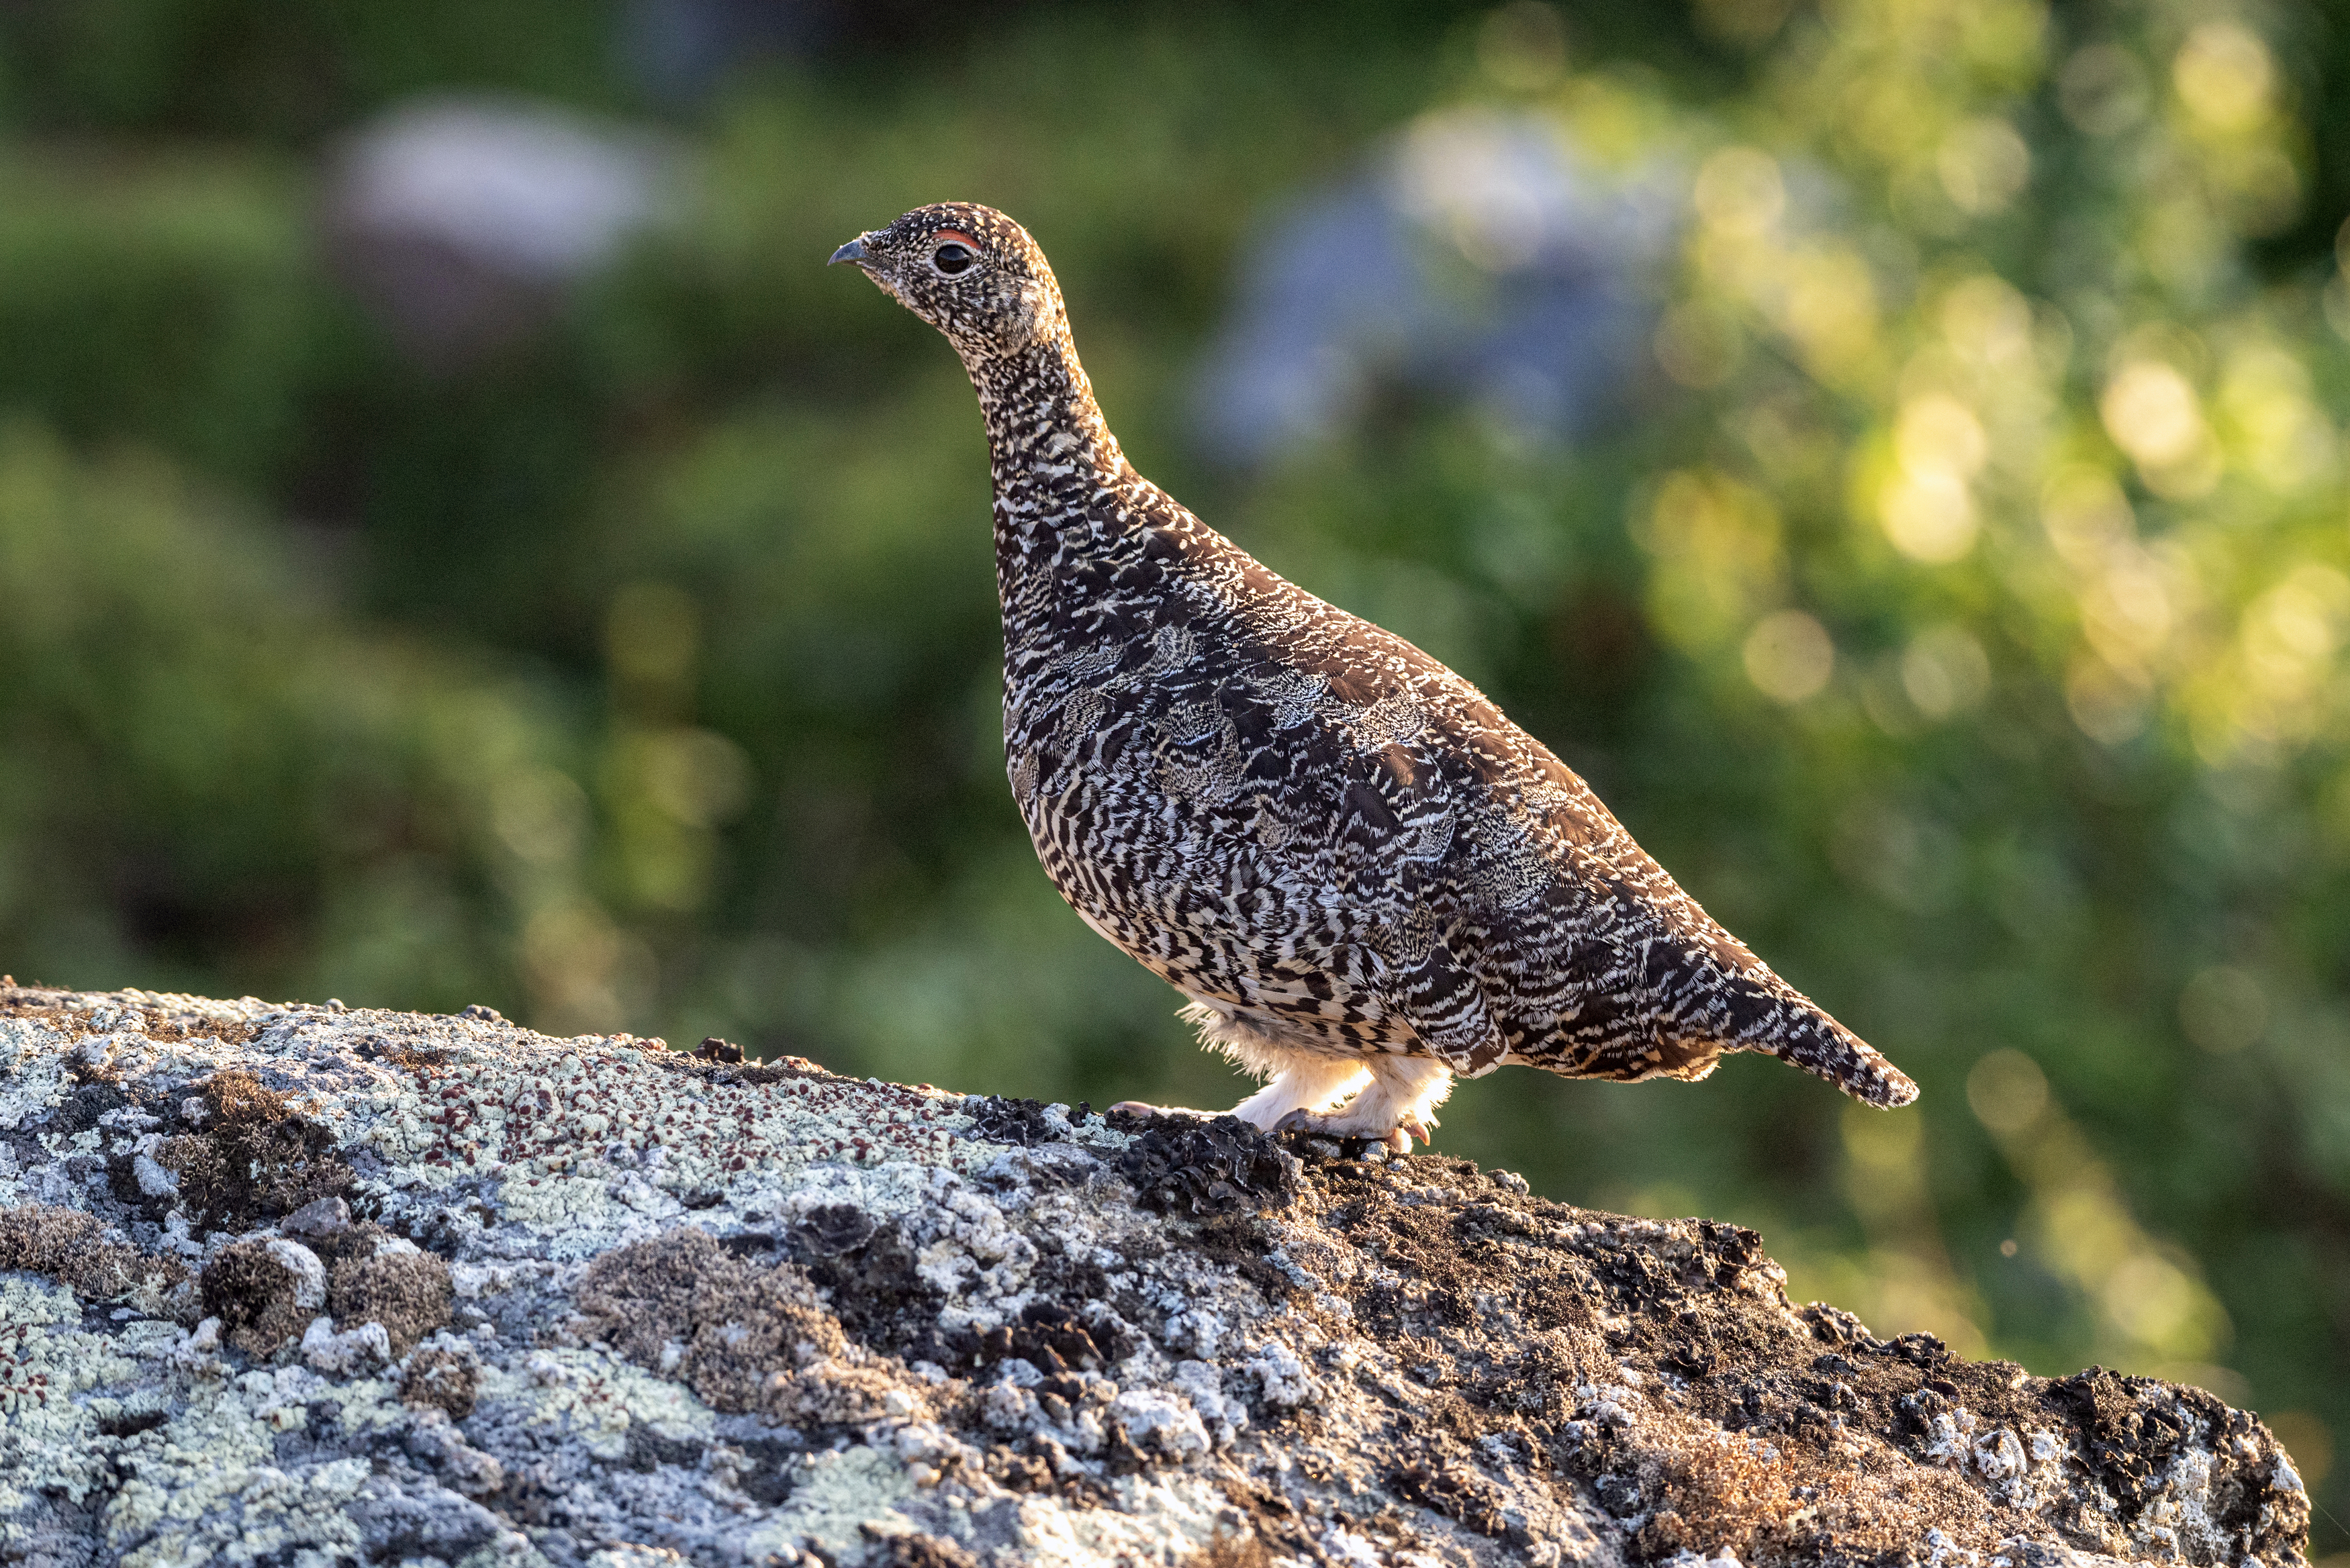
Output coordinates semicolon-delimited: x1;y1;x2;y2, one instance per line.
1207;565;1915;1106
1349;653;1916;1107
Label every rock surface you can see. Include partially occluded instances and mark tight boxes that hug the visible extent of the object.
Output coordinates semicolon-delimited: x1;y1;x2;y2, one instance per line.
0;985;2311;1568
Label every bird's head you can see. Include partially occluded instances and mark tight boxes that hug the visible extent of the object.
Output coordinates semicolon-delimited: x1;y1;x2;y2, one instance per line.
830;203;1065;360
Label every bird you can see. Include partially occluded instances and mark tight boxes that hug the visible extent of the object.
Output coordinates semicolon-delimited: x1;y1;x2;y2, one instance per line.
831;203;1916;1152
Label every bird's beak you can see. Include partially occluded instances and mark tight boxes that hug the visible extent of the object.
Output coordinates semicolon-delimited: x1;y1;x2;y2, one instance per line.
829;235;870;267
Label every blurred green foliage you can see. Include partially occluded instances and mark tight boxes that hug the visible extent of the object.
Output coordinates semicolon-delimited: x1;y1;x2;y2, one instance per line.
0;0;2345;1541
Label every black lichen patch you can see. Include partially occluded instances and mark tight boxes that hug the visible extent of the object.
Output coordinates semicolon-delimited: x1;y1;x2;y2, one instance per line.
201;1238;321;1355
400;1347;479;1420
791;1202;878;1257
95;1408;170;1438
973;1300;1136;1380
330;1246;454;1356
966;1096;1060;1147
577;1227;904;1428
158;1069;351;1234
787;1210;952;1367
733;1434;803;1506
46;1079;128;1136
1114;1114;1299;1216
1179;1212;1298;1306
648;1050;839;1090
0;1203;187;1312
1387;1449;1511;1538
624;1424;707;1472
2049;1367;2285;1545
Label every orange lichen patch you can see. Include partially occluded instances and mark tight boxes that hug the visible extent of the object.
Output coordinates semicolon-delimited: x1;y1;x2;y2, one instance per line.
1634;1412;1991;1564
328;1247;453;1356
577;1228;913;1429
0;1203;187;1312
1183;1530;1275;1568
399;1346;479;1419
199;1238;324;1356
158;1069;352;1232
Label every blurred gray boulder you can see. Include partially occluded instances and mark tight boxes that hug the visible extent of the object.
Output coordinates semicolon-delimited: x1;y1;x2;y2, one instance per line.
326;98;678;370
1194;108;1679;464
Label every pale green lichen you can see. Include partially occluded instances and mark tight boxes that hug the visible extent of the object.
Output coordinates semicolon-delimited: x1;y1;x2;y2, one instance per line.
120;1454;372;1568
103;1379;294;1547
739;1444;917;1563
0;1279;144;1513
475;1344;716;1461
0;1018;67;1132
1019;1471;1236;1567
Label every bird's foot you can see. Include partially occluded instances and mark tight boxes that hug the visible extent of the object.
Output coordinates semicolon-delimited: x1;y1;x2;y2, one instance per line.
1107;1100;1217;1120
1272;1109;1433;1155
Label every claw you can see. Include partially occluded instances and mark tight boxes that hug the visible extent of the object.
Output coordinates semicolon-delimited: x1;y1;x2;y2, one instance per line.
1272;1109;1426;1153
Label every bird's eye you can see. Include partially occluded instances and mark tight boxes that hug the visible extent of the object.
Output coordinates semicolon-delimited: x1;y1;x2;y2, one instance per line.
931;241;976;276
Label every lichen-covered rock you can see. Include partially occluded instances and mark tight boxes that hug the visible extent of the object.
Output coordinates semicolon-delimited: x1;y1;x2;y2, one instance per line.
0;984;2311;1568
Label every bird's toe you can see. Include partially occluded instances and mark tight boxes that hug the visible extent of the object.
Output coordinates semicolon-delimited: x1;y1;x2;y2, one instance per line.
1109;1099;1216;1120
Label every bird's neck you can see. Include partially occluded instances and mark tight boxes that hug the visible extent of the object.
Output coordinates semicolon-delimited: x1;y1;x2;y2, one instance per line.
966;328;1133;554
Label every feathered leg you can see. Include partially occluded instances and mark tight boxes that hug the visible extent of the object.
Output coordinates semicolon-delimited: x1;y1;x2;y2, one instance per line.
1273;1054;1453;1152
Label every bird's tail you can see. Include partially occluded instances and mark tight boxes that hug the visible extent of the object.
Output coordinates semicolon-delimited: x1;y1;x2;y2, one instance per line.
1736;985;1918;1108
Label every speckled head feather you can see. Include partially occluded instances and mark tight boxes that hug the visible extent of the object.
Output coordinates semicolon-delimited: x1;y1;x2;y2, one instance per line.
833;203;1066;360
835;202;1918;1149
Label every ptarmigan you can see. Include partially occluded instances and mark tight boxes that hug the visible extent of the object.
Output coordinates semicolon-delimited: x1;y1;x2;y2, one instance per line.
833;203;1917;1151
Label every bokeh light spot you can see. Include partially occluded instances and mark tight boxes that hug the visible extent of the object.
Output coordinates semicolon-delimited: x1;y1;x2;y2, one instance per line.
1743;609;1833;702
2040;466;2134;569
2173;22;2275;132
2102;361;2204;467
1901;625;1991;719
1940;275;2033;367
2179;965;2269;1054
1967;1048;2049;1135
491;769;590;867
1693;146;1785;236
2065;654;2151;746
1881;469;1977;562
2102;1251;2209;1350
1937;119;2031;215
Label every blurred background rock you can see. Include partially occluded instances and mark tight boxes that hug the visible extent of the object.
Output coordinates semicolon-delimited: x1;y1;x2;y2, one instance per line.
0;0;2343;1544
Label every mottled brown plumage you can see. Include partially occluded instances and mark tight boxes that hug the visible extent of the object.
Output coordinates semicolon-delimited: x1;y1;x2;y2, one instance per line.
832;203;1916;1149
